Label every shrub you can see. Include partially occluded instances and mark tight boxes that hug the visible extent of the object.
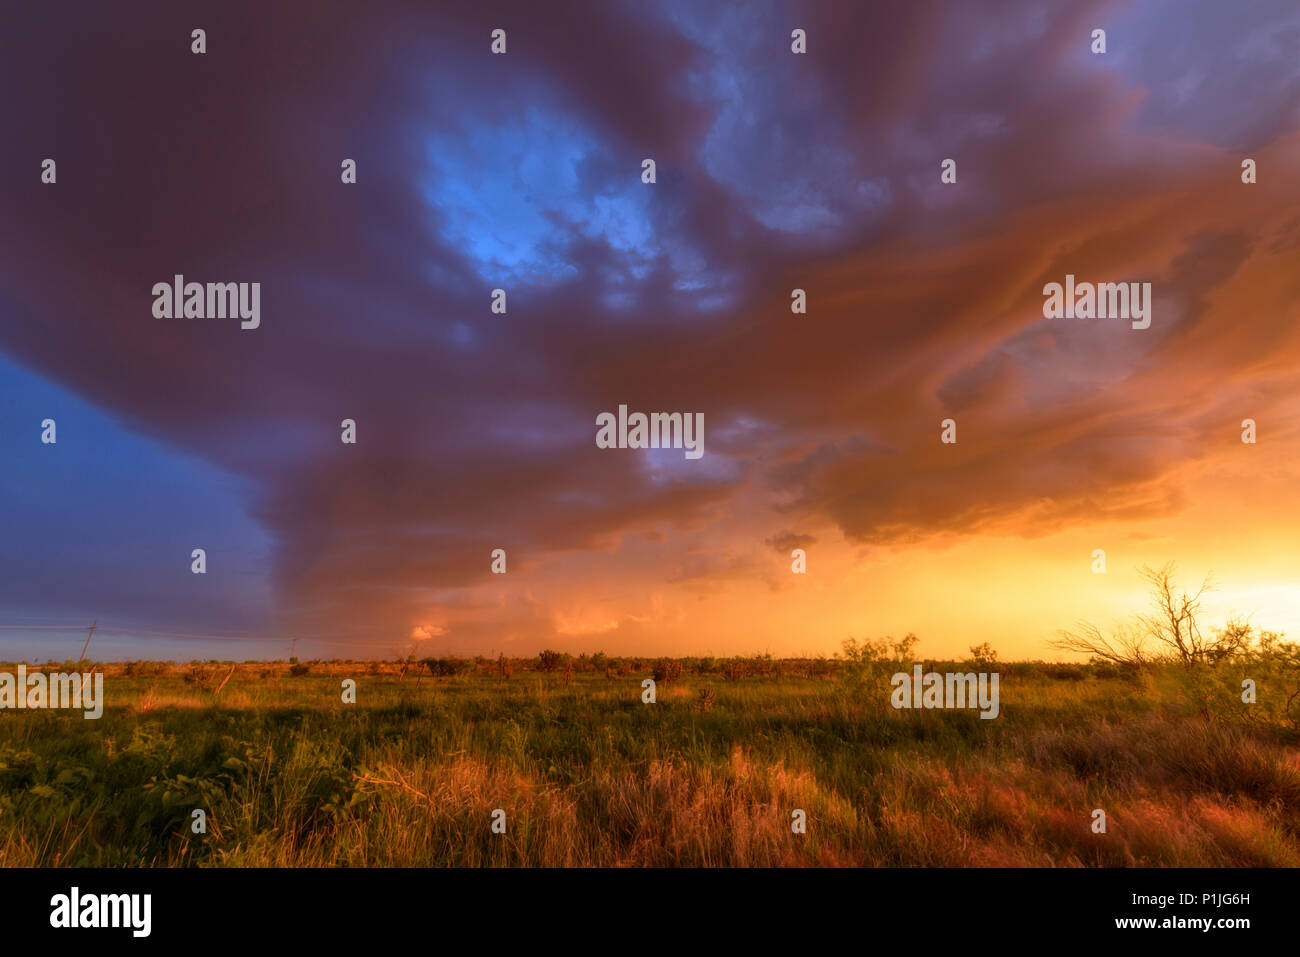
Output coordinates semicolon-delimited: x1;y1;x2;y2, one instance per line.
1042;663;1087;681
838;634;920;690
422;657;472;677
652;658;683;683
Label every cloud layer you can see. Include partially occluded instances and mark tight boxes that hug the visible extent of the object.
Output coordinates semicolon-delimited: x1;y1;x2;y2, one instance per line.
2;0;1298;656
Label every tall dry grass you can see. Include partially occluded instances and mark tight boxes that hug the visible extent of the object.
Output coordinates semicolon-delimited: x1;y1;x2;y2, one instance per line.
0;661;1296;866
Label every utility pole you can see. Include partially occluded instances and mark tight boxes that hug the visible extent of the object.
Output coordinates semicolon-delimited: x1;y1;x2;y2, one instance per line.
290;636;298;661
78;619;98;664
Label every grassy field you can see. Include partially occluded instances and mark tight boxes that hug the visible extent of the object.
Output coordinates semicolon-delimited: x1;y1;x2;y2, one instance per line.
0;657;1297;866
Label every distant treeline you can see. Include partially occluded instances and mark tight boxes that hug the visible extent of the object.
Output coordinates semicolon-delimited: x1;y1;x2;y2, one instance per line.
7;652;1138;684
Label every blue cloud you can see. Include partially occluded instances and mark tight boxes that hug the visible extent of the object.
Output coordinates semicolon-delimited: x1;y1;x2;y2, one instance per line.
423;107;656;286
0;353;274;655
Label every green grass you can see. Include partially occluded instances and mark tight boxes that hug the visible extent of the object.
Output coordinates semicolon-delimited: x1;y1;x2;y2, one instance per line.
0;663;1297;866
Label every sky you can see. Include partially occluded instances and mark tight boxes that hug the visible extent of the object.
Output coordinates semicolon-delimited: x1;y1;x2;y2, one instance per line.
1;0;1299;661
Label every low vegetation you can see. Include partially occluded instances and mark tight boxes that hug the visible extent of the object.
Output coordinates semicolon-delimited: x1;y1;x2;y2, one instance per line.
0;640;1295;866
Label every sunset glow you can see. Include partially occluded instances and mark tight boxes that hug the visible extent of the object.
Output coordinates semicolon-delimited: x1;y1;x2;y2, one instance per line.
2;1;1298;661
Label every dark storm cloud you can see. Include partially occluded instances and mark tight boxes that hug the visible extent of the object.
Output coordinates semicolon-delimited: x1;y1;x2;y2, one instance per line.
765;531;817;554
1;0;1297;646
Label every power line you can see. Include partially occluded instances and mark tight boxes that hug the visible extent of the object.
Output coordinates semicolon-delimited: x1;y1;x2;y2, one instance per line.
0;625;96;630
0;621;366;649
94;626;294;642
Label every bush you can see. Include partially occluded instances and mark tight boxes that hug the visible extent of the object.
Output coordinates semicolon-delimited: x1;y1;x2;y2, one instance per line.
422;657;472;677
838;634;920;690
289;664;311;677
652;658;683;683
1042;663;1087;681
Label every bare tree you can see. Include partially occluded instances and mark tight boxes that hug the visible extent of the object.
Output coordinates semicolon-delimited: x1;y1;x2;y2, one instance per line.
1054;563;1253;668
1207;615;1255;664
1051;619;1148;667
1136;562;1217;665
